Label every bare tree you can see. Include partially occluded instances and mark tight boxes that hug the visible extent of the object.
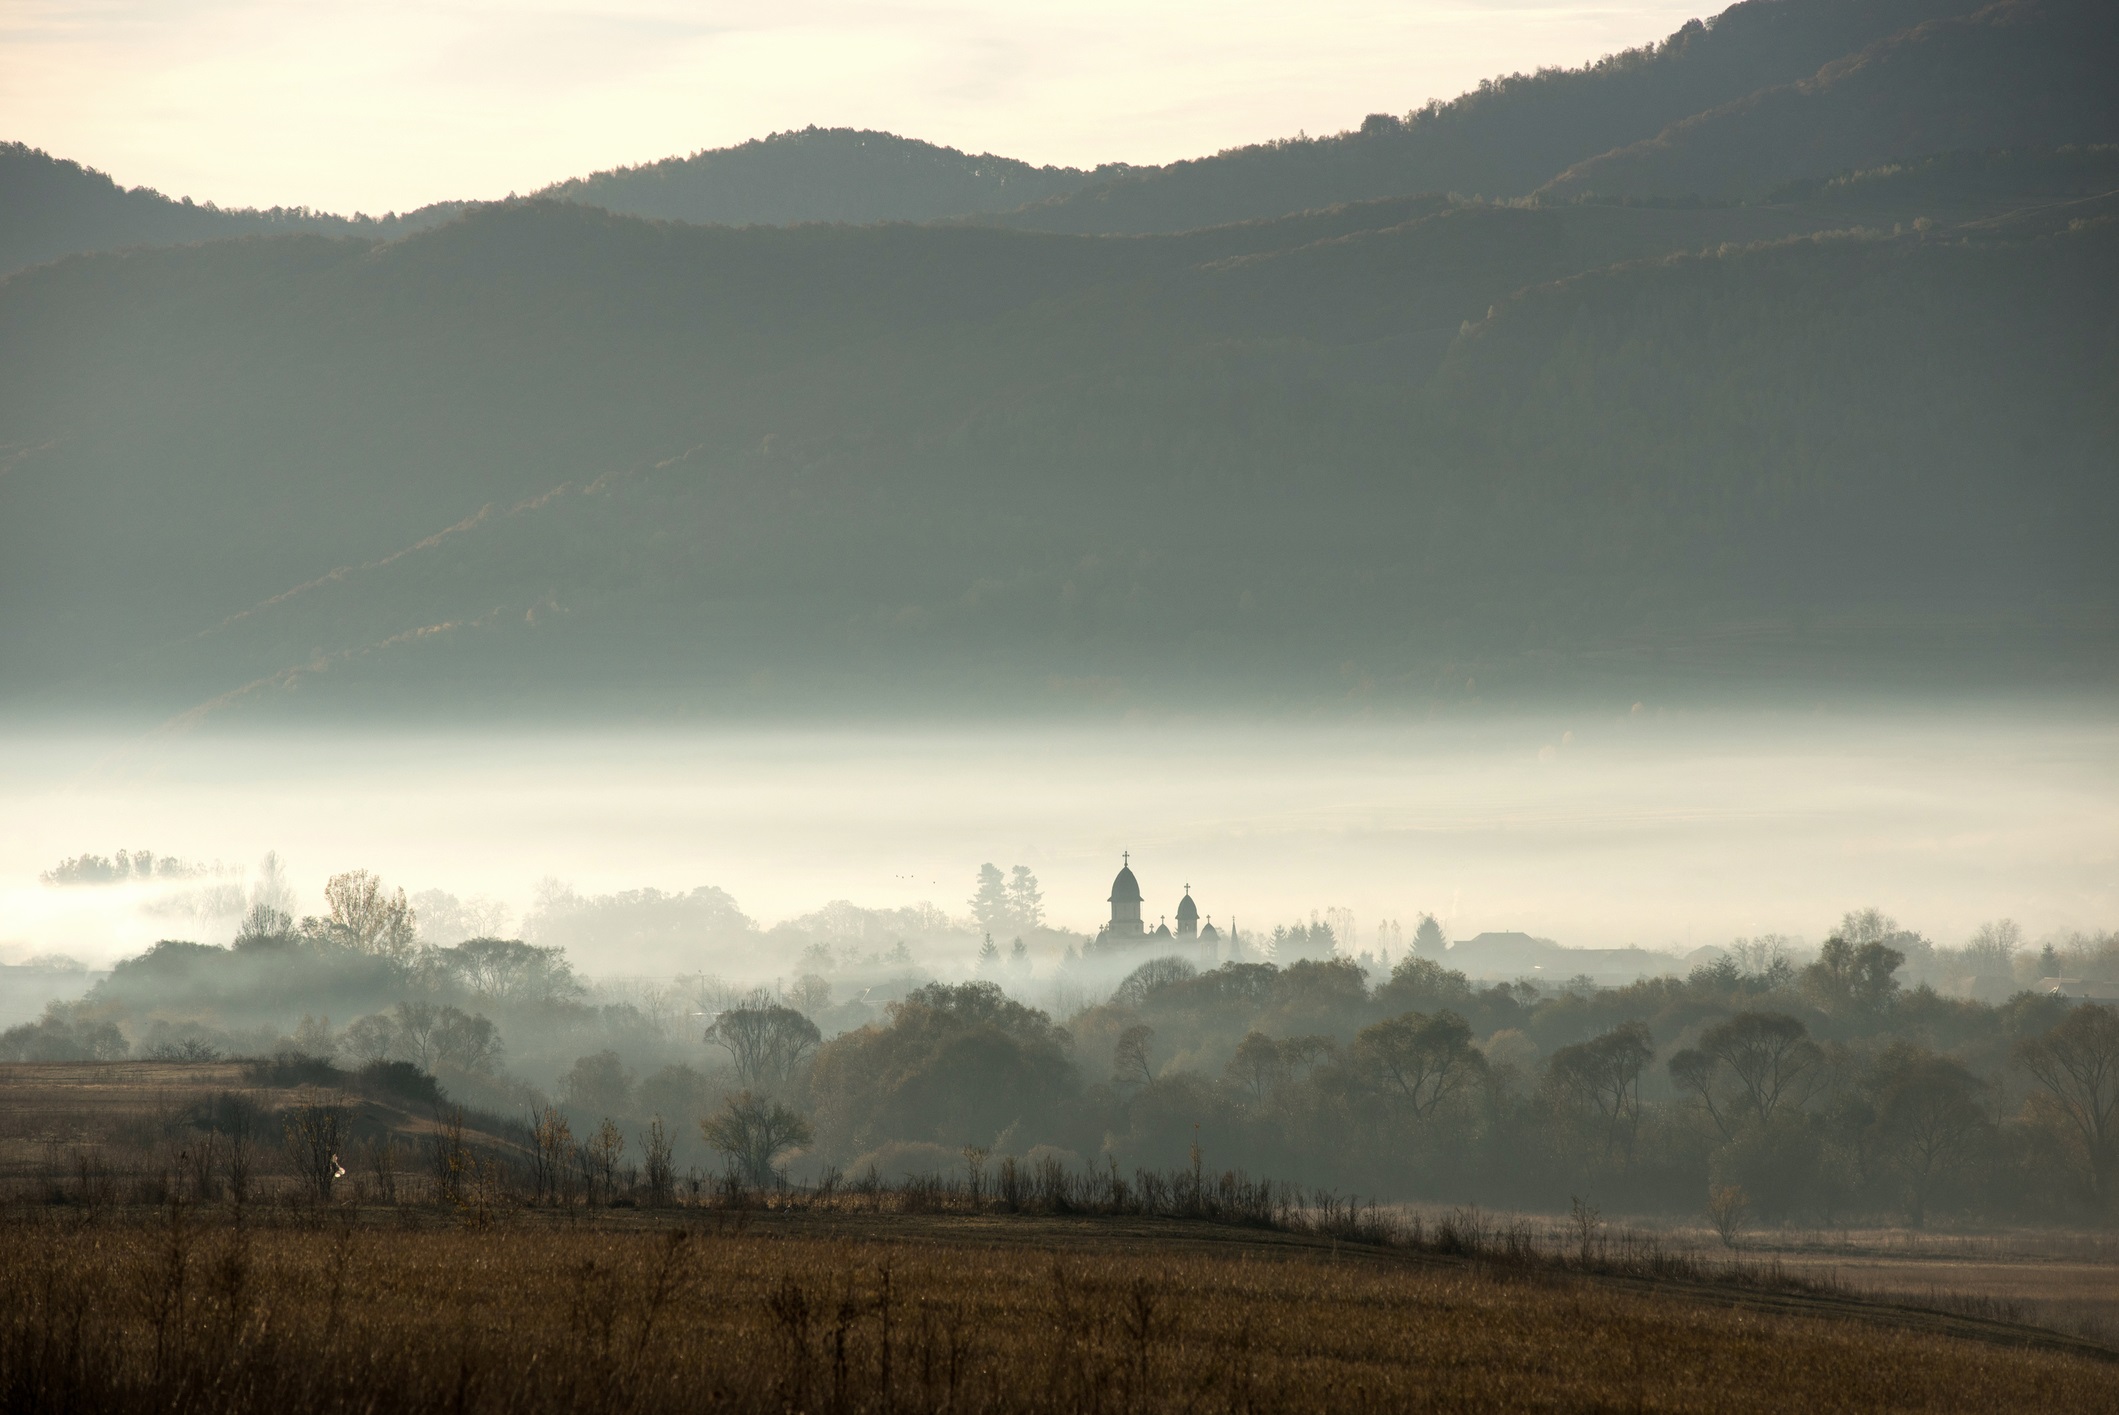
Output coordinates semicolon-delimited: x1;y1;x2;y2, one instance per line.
432;1008;503;1073
1668;1048;1736;1140
1544;1021;1655;1172
1225;1030;1286;1104
1801;937;1904;1016
588;1118;626;1205
640;1116;675;1207
2016;1002;2119;1204
529;1106;574;1206
283;1096;347;1202
1355;1010;1485;1118
1113;1025;1155;1086
701;1091;813;1187
342;1013;397;1067
432;937;581;1005
322;870;418;959
1670;1011;1820;1133
1873;1047;1988;1226
1706;1184;1749;1247
706;1002;822;1091
393;1001;441;1070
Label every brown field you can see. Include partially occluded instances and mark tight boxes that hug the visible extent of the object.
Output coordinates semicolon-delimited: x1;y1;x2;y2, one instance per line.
1690;1226;2119;1348
5;1207;2119;1415
5;1061;2119;1413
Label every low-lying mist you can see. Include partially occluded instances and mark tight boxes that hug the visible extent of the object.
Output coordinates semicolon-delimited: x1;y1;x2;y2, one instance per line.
5;703;2117;1223
4;706;2113;976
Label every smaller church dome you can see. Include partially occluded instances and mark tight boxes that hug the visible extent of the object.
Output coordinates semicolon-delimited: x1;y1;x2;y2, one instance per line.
1176;892;1198;923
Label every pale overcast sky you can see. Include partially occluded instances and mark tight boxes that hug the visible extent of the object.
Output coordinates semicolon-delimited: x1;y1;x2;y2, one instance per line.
2;1;1713;214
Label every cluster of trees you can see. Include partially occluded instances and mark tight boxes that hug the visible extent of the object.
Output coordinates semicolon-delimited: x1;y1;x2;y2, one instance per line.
1;871;613;1102
14;854;2117;1228
539;127;1100;228
41;849;207;885
733;926;2119;1227
968;864;1044;940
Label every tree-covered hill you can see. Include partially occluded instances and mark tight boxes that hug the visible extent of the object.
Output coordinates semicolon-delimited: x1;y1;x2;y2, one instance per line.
3;148;2111;721
537;127;1106;226
984;0;1988;234
1539;0;2119;201
0;143;462;278
7;0;2117;721
0;0;2009;276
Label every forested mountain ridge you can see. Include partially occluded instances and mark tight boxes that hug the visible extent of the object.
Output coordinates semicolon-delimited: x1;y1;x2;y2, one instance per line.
1539;0;2119;201
982;0;1990;234
0;142;462;279
0;0;2027;276
537;127;1108;226
4;146;2111;721
6;0;2117;721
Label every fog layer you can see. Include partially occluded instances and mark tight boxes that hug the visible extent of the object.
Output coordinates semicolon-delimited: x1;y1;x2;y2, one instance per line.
4;707;2112;971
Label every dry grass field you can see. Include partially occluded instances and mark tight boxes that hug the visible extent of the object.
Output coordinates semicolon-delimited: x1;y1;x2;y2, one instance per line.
4;1206;2118;1415
1689;1226;2119;1348
5;1060;2119;1413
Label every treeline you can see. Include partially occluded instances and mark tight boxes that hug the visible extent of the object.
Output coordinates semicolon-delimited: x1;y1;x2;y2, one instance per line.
539;127;1102;228
10;892;2118;1224
775;940;2119;1226
990;0;1996;233
40;849;210;885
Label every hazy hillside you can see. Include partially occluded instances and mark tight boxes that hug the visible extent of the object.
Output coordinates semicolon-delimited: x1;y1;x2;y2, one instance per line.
0;0;2000;277
0;143;244;274
6;0;2116;721
2;146;2111;721
987;0;1985;234
1541;0;2119;200
539;127;1106;226
0;143;461;278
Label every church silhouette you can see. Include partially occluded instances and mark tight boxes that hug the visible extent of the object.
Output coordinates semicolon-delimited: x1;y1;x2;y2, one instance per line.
1088;852;1233;959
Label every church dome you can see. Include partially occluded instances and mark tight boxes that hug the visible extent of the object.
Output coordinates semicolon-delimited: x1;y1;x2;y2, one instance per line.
1176;892;1198;923
1109;864;1142;904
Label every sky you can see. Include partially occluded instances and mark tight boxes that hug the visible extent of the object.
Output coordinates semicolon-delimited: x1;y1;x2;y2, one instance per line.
3;0;1712;213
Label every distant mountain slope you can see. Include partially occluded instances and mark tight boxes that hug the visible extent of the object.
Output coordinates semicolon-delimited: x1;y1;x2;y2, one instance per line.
539;127;1107;226
0;144;248;274
987;0;1985;234
1540;0;2119;201
0;0;2005;276
3;150;2110;721
0;143;460;277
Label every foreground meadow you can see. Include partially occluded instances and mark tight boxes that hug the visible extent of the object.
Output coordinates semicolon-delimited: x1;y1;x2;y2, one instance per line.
2;1205;2114;1415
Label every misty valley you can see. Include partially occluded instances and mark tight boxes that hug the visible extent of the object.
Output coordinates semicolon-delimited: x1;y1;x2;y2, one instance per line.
4;0;2118;1408
7;844;2118;1231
